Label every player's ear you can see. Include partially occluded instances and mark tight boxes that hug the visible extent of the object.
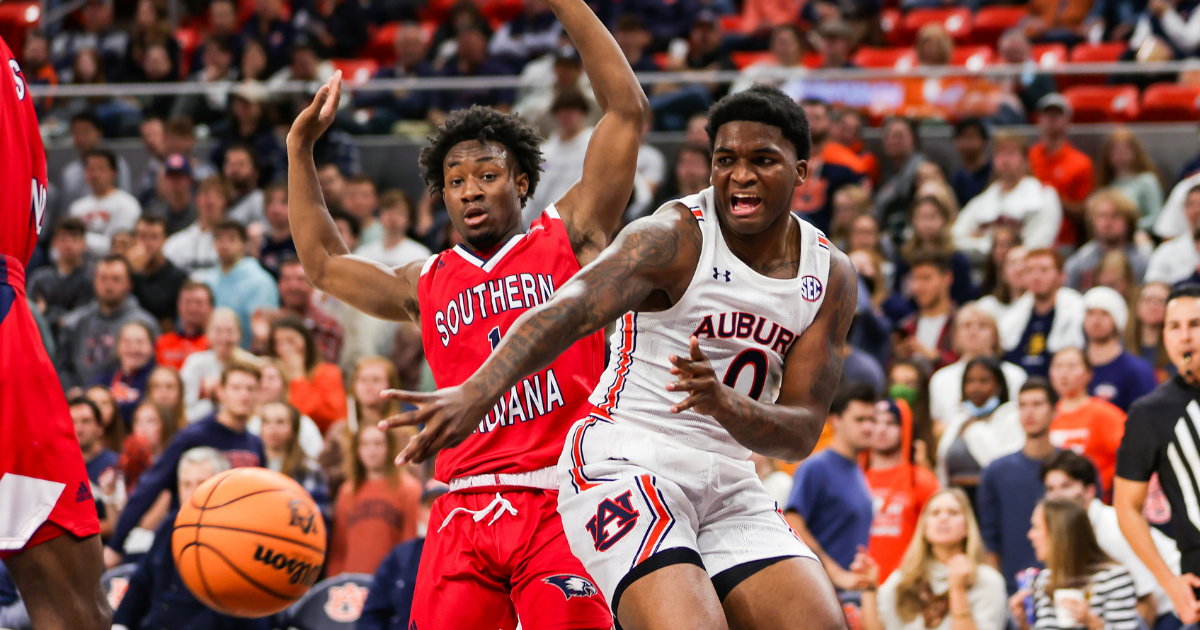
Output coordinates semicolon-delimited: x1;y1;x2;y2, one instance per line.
515;171;529;200
794;159;808;189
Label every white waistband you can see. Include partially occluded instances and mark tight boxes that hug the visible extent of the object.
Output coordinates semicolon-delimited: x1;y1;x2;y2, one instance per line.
448;466;558;492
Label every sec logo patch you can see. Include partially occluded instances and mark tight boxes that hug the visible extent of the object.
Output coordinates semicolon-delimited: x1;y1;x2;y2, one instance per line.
800;275;823;302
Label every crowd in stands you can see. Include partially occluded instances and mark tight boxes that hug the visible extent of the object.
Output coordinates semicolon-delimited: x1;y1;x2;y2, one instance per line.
7;0;1200;627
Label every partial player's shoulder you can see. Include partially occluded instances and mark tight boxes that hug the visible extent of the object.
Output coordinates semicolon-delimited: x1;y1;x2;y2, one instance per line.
1128;378;1192;421
613;200;704;268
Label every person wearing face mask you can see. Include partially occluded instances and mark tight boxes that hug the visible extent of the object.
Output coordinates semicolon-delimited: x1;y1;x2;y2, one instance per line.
864;399;941;583
929;305;1028;427
92;322;158;425
852;489;1009;630
359;484;448;630
1048;347;1126;497
936;358;1024;504
1082;287;1158;412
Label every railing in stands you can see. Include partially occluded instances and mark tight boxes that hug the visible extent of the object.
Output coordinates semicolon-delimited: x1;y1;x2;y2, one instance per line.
24;60;1200;98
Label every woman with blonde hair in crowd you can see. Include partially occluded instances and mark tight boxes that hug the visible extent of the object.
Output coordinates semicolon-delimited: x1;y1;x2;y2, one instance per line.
326;423;422;576
180;307;260;421
853;489;1008;630
1010;498;1140;630
929;305;1028;426
1098;126;1164;228
86;385;124;452
259;400;331;518
1094;249;1138;307
267;316;347;433
897;195;978;306
145;366;186;431
346;356;405;431
1127;281;1171;376
246;358;325;459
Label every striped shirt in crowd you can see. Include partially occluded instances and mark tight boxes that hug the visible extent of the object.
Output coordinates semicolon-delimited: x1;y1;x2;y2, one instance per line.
1031;565;1140;630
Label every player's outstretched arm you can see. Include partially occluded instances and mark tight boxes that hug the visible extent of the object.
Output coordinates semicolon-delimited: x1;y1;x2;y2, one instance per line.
380;204;702;464
286;72;423;323
667;249;857;462
549;0;650;265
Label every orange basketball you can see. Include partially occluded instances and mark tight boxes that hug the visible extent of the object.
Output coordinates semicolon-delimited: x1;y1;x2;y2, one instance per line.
172;467;327;617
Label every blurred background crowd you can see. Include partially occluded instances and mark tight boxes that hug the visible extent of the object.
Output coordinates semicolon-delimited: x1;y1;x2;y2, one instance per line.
3;0;1200;626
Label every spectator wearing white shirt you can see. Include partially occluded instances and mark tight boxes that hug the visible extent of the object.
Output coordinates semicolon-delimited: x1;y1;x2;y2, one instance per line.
523;90;594;223
354;190;432;268
953;132;1062;263
1152;170;1200;241
68;149;143;255
1042;450;1180;629
1145;184;1200;286
999;249;1086;379
180;307;262;421
61;111;133;208
930;304;1028;426
164;175;226;275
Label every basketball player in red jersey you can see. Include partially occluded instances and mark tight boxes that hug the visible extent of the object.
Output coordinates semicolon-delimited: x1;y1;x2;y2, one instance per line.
285;0;647;625
0;35;111;630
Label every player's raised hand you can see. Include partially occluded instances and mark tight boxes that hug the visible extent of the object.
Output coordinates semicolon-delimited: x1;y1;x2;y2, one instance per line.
286;70;342;149
378;385;494;465
666;336;734;417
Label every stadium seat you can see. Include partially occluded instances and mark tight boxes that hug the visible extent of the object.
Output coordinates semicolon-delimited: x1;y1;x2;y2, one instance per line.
101;563;139;612
1031;43;1068;68
0;0;39;54
366;22;401;64
283;573;373;630
481;0;524;24
1060;42;1128;89
951;45;994;69
332;59;379;85
969;6;1027;45
852;46;916;70
1140;84;1200;122
881;9;903;46
731;51;774;70
1062;85;1140;122
900;8;972;46
719;15;747;33
802;52;825;68
175;26;201;76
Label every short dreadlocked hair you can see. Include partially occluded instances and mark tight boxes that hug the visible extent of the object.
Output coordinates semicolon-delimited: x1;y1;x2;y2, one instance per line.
705;85;812;161
419;106;544;207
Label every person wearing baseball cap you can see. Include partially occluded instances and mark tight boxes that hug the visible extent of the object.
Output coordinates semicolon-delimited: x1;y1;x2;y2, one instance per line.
1083;286;1158;412
143;153;197;237
1030;92;1095;246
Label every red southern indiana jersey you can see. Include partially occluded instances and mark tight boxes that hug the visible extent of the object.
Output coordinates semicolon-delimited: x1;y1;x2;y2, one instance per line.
0;35;48;266
418;206;604;482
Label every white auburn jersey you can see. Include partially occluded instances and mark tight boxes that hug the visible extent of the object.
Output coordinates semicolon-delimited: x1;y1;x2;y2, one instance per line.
587;186;831;460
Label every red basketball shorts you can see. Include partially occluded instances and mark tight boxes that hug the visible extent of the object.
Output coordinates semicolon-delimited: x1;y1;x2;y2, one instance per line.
0;255;99;560
409;486;612;630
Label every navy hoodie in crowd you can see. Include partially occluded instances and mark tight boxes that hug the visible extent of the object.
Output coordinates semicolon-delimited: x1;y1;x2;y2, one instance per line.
113;510;272;630
358;538;424;630
107;414;265;554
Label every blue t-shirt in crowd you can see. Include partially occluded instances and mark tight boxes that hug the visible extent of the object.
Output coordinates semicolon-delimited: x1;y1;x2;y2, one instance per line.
1089;350;1158;412
786;449;874;570
977;449;1055;593
1005;309;1056;378
85;448;119;484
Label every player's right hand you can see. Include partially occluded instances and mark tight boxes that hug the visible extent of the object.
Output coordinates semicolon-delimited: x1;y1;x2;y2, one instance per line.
378;384;496;465
1166;573;1200;624
286;71;342;150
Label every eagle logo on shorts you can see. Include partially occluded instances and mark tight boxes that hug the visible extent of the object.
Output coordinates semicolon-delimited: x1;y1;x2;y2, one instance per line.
586;490;639;551
544;575;599;599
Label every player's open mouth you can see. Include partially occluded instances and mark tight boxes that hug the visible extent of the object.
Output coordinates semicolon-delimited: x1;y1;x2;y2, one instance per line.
464;206;488;227
730;193;762;216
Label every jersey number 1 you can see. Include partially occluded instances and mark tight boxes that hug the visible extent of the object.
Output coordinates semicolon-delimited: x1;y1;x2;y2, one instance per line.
488;327;502;351
723;349;767;400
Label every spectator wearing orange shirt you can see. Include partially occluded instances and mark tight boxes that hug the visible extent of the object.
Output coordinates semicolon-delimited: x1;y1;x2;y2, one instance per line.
865;398;940;582
793;98;869;234
1030;94;1095;246
326;423;422;576
1048;347;1126;495
267;316;347;433
833;108;880;187
156;280;212;370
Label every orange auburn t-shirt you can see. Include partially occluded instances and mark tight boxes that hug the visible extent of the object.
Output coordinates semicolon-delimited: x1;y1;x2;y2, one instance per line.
865;464;940;580
1049;398;1126;495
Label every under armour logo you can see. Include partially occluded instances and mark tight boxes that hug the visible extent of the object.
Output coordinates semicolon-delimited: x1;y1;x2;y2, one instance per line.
713;268;731;282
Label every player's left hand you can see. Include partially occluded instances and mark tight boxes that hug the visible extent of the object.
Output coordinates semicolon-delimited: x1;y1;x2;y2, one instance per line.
378;384;495;465
286;71;342;150
667;336;734;417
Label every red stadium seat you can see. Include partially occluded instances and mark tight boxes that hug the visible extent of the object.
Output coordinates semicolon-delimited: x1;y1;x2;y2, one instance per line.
899;8;972;46
731;51;774;69
1140;84;1200;122
881;9;903;46
852;46;916;70
970;6;1027;45
366;22;401;64
1068;41;1128;63
951;45;994;69
719;15;747;33
1031;43;1067;68
331;59;379;85
1062;85;1140;122
0;1;39;55
481;0;523;25
174;27;201;77
802;52;825;68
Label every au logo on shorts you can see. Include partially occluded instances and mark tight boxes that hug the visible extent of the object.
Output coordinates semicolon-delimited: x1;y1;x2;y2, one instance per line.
543;574;599;599
586;490;639;551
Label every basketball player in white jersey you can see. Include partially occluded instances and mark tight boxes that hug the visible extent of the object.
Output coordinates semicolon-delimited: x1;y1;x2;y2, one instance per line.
382;85;855;630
